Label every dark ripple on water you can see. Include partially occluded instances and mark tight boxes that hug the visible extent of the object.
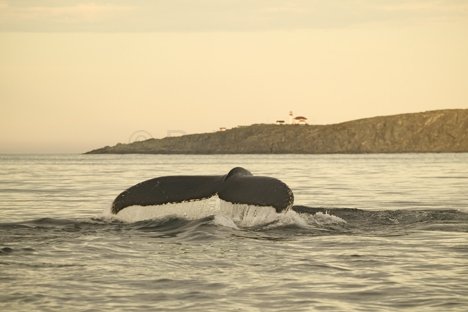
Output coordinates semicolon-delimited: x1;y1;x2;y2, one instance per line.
1;207;467;246
1;207;466;237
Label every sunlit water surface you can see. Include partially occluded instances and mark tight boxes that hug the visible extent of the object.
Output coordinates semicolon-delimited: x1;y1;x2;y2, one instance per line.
1;154;467;311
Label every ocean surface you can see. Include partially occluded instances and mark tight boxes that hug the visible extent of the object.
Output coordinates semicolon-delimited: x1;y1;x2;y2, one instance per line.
1;154;467;311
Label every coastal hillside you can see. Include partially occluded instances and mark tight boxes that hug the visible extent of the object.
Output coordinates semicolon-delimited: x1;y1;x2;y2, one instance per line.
86;109;468;154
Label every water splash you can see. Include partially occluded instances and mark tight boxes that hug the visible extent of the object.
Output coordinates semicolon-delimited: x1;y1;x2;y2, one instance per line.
218;200;279;227
103;197;347;230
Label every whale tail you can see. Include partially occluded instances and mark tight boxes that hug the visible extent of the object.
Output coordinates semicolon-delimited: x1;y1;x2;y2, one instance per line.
112;167;294;215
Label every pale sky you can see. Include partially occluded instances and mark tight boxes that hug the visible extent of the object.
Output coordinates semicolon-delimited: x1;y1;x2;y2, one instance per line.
1;1;467;153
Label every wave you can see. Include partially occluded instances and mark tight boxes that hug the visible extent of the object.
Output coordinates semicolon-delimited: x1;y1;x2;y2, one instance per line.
100;197;468;232
1;206;466;244
101;197;348;230
292;206;468;232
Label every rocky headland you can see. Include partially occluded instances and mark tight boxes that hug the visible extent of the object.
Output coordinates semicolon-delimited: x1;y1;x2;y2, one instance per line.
86;109;468;154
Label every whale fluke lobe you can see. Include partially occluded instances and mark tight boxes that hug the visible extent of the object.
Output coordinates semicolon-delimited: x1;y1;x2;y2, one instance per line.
111;176;224;214
112;167;294;215
218;174;293;213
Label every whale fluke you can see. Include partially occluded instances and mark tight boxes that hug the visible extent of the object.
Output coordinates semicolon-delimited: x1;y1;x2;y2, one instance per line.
112;167;294;214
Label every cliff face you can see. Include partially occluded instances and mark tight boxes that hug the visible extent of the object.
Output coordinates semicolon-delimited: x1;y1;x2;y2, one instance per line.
86;109;468;154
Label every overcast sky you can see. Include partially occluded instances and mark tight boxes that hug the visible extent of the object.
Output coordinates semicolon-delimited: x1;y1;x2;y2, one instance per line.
1;0;467;153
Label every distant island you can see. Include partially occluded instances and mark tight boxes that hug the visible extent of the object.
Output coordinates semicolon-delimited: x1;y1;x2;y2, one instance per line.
86;109;468;154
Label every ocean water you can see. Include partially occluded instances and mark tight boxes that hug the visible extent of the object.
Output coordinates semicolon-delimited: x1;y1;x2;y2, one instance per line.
0;154;467;311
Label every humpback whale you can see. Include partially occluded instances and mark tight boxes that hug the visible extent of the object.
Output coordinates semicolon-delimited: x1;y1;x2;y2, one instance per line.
112;167;294;216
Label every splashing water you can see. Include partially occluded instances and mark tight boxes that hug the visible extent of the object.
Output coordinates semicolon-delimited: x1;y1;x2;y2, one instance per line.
102;196;347;229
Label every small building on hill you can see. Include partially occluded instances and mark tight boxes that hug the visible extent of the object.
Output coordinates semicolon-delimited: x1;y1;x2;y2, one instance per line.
293;116;308;125
276;112;308;125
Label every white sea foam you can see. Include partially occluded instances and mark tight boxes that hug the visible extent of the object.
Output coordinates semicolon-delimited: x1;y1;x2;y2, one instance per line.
212;214;239;229
103;196;346;228
218;199;279;227
257;210;347;229
219;200;346;228
265;209;311;228
300;211;347;226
